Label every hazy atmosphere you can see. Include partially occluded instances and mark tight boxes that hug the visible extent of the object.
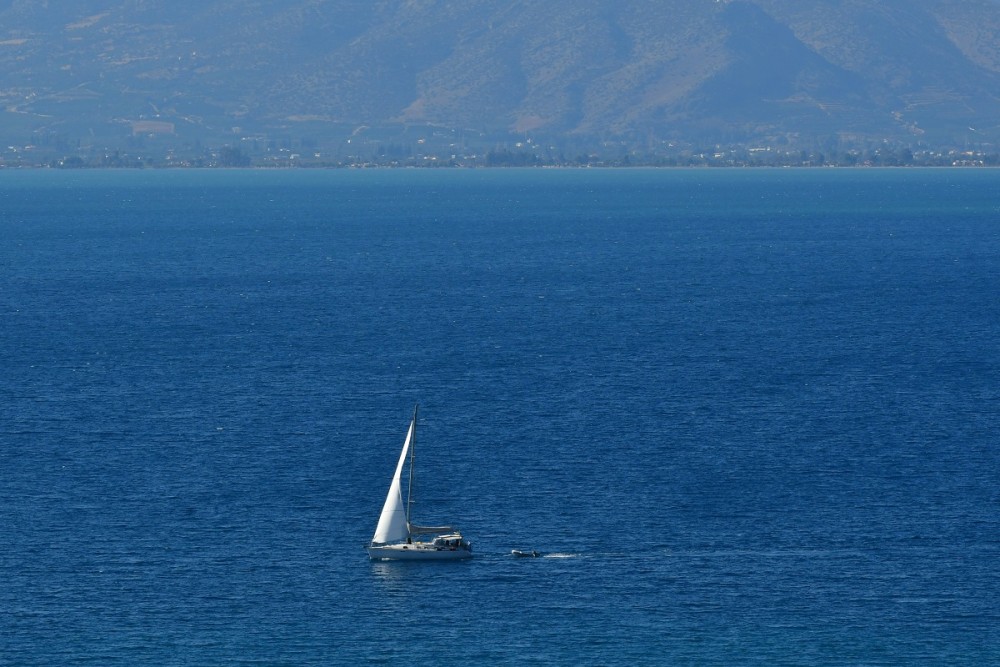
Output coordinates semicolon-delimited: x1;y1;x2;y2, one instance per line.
3;0;1000;167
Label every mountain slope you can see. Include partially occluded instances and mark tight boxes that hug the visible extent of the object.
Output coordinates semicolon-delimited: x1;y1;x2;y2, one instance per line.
2;0;999;157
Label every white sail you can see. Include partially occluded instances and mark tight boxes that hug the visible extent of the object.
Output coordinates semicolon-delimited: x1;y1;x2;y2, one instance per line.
370;417;414;545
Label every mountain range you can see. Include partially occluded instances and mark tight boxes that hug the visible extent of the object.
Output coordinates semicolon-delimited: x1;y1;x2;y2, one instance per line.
2;1;1000;164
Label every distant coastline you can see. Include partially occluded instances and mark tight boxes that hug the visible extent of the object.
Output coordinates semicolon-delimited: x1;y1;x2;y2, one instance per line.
4;146;998;170
5;126;997;170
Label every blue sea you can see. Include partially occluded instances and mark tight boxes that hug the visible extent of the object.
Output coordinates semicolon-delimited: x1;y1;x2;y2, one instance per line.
2;168;998;665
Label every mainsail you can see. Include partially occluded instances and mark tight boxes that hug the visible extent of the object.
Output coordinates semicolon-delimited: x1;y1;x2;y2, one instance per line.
370;417;413;545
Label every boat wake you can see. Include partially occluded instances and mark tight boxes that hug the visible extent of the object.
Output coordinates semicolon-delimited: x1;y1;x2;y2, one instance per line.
510;549;585;559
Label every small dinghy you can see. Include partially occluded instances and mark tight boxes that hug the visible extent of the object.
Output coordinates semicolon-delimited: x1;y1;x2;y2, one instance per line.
511;549;540;558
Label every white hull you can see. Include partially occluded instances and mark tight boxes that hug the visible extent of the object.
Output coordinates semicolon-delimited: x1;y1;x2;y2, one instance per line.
367;543;473;561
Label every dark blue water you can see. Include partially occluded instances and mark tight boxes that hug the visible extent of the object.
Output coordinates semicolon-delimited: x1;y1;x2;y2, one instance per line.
2;168;998;665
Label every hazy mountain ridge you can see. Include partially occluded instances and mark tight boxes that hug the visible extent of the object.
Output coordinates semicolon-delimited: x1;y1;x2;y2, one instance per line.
2;0;999;161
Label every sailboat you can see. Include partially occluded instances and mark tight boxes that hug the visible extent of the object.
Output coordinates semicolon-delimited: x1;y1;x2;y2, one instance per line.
366;405;473;561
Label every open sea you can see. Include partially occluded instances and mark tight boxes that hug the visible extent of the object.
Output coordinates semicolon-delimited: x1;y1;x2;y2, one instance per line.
1;167;998;665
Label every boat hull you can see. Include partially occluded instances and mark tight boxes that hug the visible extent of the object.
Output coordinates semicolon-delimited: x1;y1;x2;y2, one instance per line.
367;543;473;561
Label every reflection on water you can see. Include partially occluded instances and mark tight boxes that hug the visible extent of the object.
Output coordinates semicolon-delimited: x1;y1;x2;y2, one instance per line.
369;561;411;596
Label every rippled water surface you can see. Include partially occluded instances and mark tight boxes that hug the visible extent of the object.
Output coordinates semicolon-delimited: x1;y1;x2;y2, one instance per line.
2;168;998;664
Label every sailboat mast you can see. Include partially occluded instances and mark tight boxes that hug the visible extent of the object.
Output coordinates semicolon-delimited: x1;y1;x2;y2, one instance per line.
405;404;417;533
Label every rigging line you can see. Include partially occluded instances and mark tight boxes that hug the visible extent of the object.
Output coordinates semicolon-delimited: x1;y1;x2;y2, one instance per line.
405;404;417;534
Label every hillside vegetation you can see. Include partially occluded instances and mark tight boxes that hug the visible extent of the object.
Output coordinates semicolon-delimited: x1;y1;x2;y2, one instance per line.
2;0;999;165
